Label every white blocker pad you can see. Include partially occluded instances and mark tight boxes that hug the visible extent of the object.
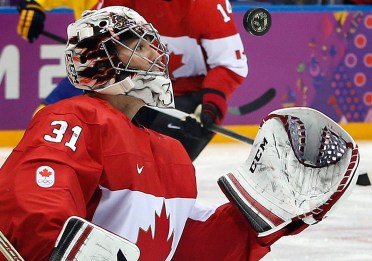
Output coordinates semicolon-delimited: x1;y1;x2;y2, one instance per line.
49;216;140;261
218;107;359;237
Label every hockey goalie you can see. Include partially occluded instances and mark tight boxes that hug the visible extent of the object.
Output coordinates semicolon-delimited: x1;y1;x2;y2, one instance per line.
47;107;360;260
0;106;359;261
0;5;359;260
218;107;359;242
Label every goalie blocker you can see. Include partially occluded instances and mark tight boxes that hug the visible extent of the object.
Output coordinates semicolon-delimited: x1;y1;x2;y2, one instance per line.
218;107;359;238
49;216;140;261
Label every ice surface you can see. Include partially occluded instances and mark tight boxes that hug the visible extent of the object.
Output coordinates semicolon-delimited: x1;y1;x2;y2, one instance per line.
1;140;371;260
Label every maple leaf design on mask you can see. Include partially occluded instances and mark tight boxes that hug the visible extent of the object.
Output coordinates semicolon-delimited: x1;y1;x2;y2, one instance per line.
136;202;174;260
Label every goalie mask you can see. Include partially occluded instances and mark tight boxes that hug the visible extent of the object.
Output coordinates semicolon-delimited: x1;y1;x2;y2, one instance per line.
65;6;174;108
218;107;359;237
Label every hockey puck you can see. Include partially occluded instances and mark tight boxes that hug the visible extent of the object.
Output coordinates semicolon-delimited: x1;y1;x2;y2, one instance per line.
243;8;271;36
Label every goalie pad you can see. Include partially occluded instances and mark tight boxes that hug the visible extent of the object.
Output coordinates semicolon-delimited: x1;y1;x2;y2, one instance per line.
218;107;359;237
49;216;140;261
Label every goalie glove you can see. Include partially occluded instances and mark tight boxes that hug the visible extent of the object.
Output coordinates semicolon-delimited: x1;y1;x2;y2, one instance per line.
49;216;140;261
218;107;359;237
17;0;46;43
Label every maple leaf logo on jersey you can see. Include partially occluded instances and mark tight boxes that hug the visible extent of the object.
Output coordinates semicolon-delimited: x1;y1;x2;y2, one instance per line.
39;168;52;177
136;202;174;260
168;53;184;79
36;166;55;188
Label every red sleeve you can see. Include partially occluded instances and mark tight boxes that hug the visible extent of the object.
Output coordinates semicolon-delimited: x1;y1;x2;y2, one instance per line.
193;0;248;98
0;109;103;260
172;203;271;261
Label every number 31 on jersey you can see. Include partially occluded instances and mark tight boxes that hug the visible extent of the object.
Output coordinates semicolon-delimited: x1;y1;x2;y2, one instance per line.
44;120;82;151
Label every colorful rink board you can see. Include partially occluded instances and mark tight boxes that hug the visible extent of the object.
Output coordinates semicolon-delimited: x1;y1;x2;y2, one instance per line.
1;5;372;145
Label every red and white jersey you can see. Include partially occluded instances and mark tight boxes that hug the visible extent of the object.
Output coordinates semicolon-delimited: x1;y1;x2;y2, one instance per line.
94;0;248;97
0;96;269;260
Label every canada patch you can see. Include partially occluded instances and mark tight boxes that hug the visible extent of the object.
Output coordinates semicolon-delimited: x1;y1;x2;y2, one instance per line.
36;166;55;188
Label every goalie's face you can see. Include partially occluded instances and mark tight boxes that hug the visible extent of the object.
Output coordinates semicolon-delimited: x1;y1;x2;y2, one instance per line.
114;35;167;74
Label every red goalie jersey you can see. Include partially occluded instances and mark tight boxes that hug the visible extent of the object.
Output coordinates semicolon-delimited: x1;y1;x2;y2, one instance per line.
95;0;248;98
0;96;269;260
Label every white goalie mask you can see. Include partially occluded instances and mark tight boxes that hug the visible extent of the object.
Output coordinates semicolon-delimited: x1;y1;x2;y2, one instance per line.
65;6;174;108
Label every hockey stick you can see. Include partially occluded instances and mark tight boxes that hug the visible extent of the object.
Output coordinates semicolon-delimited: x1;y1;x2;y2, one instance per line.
41;30;66;44
228;88;276;115
148;106;255;144
0;231;25;261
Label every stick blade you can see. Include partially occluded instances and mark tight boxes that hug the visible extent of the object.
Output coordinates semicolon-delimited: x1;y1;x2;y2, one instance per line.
228;88;276;115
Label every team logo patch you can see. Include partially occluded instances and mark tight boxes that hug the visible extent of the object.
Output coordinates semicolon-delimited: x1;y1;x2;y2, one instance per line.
36;166;55;188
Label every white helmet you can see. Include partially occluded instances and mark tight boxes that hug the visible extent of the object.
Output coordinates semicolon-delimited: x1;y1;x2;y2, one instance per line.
65;6;174;107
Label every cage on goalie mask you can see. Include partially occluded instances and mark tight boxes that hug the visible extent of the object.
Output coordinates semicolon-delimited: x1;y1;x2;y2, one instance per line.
218;107;359;236
65;6;170;93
